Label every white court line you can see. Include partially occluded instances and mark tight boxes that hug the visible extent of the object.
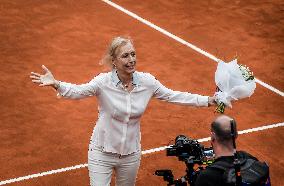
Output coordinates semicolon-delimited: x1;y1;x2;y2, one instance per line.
1;122;283;185
101;0;284;97
0;164;88;186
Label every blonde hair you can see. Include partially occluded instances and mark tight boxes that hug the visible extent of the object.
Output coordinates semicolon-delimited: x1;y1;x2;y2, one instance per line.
100;36;133;69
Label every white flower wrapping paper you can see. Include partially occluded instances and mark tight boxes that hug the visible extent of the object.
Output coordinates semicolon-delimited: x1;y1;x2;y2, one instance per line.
214;59;256;109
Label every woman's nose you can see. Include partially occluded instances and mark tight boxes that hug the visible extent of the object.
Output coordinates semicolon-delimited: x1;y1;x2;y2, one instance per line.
129;60;136;65
130;55;135;61
129;56;136;63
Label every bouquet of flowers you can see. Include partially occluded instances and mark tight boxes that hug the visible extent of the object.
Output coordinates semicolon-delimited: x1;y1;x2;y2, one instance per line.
214;59;256;113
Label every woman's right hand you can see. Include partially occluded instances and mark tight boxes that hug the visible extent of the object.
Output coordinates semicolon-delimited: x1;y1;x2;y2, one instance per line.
30;65;59;89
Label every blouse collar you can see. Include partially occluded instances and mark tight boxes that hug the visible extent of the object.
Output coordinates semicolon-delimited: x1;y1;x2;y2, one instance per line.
111;70;140;87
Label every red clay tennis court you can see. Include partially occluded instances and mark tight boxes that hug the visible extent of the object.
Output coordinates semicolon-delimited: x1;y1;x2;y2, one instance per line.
0;0;283;185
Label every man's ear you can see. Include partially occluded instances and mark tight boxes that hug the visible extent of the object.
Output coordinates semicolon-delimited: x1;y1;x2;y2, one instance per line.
211;132;216;141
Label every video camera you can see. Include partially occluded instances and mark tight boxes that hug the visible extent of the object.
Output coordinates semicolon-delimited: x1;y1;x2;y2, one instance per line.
155;135;214;186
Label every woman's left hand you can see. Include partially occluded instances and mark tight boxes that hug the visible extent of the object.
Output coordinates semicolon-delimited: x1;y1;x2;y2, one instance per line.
208;96;217;106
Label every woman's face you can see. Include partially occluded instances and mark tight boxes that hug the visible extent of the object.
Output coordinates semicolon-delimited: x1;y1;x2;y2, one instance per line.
113;42;136;75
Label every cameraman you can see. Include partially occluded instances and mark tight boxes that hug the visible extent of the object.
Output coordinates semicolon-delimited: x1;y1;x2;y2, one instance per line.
195;115;259;186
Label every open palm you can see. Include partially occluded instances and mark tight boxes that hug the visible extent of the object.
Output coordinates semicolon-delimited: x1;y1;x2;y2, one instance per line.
30;65;56;87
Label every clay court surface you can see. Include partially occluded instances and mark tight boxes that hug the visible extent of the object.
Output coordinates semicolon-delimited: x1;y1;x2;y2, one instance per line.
1;0;283;185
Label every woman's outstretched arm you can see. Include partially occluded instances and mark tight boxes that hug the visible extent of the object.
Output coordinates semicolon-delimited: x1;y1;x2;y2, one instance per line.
30;65;103;99
147;73;216;107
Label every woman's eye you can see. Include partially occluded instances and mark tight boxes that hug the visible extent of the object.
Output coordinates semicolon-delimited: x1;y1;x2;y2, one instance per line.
131;52;136;57
122;53;128;58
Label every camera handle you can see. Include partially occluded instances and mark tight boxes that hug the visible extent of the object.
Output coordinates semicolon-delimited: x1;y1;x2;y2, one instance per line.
184;157;202;186
155;169;187;186
155;157;199;186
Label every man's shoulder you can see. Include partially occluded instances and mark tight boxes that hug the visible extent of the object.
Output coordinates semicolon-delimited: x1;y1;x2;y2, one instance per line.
237;151;258;160
207;151;257;170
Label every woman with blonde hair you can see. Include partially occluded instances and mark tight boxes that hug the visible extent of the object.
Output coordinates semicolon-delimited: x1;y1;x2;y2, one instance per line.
30;36;216;186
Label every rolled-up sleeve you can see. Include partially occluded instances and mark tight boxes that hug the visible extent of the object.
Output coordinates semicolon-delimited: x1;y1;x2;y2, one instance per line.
57;73;104;99
149;74;209;107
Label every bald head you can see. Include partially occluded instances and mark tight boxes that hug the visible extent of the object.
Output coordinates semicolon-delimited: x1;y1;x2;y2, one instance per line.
215;115;233;131
211;115;237;146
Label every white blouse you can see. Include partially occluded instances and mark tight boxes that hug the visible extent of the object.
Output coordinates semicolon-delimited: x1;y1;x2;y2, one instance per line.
57;70;209;155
